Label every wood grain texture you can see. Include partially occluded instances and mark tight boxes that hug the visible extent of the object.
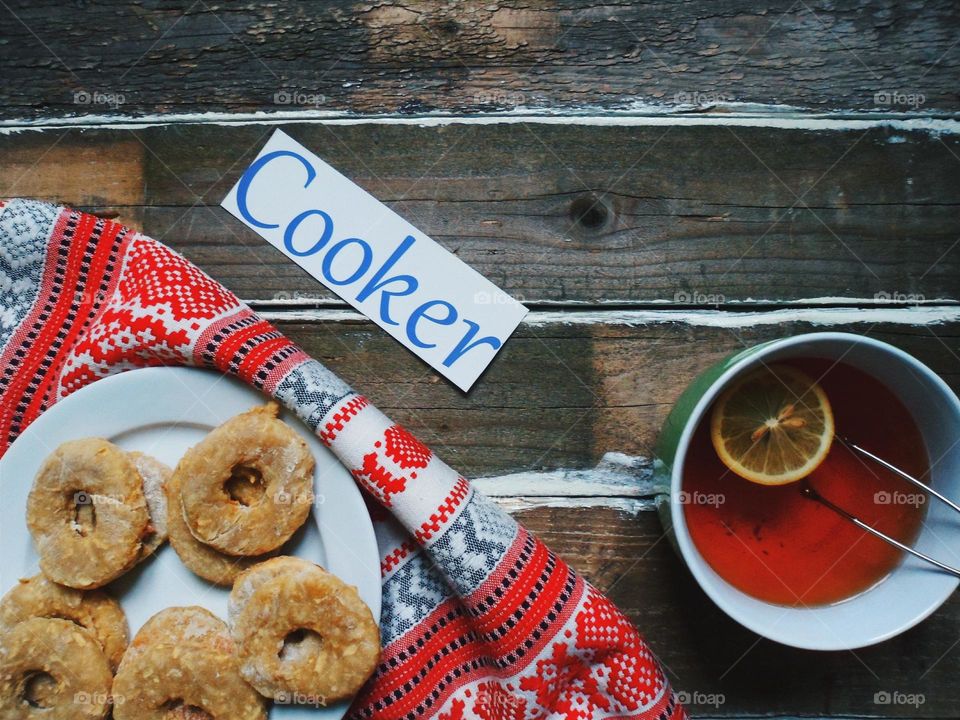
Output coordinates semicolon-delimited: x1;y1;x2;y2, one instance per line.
0;0;957;117
2;122;958;305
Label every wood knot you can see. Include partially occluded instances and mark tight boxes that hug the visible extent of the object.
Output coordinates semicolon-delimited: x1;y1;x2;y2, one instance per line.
569;193;612;233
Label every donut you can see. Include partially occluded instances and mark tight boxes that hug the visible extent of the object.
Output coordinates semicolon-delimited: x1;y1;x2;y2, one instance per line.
0;617;112;719
228;556;380;703
112;607;266;720
127;452;170;560
26;438;150;589
0;575;128;671
164;471;272;586
176;404;315;556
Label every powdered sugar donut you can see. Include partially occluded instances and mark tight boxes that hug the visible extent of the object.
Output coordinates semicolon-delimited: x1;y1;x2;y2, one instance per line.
228;556;380;703
112;607;265;720
27;439;150;589
176;404;315;556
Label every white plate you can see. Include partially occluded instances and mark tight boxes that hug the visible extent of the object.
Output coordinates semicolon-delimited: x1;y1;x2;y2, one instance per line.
0;367;382;719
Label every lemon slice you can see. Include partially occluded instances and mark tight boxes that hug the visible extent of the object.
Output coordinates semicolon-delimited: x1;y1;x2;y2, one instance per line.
710;364;835;485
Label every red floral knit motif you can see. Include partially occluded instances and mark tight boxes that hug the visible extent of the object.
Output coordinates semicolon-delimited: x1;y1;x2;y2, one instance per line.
61;238;238;392
353;447;408;507
121;238;236;321
576;591;665;710
519;641;607;719
383;424;433;469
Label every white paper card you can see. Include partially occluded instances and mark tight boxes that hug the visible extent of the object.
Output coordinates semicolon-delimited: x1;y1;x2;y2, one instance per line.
222;129;527;391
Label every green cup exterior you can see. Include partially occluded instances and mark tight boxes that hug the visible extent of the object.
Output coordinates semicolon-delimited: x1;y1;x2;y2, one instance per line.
653;339;781;538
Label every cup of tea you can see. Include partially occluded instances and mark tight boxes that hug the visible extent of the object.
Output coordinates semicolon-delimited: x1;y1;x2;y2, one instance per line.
654;332;960;650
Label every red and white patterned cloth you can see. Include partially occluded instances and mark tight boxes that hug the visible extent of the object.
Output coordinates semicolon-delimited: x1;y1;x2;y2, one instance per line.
0;198;685;720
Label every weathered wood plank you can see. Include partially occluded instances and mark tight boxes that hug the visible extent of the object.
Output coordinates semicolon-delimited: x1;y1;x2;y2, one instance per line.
2;122;958;305
518;505;960;718
0;1;957;117
271;314;960;476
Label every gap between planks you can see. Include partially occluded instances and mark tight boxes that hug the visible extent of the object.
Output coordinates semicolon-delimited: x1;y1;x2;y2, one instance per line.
254;297;960;310
260;305;960;328
2;105;960;135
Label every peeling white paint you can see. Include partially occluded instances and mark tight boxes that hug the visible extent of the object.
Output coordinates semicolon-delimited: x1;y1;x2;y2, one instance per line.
251;295;959;309
260;305;960;328
522;306;960;328
726;296;957;306
492;495;656;515
1;105;959;135
477;452;663;514
474;451;660;497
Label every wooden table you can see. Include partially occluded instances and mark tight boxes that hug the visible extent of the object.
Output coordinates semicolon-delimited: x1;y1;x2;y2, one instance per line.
2;2;959;717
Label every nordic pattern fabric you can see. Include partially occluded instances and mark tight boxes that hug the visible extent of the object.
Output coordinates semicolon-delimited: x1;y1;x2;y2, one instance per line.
0;198;685;720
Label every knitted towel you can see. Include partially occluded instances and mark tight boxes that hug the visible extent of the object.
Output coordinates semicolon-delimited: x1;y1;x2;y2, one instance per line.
0;198;684;720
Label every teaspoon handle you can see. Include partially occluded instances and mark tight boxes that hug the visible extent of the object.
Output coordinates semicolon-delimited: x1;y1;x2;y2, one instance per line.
801;483;960;579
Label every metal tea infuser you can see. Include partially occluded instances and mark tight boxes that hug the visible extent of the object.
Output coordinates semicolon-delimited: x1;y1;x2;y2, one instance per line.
800;436;960;578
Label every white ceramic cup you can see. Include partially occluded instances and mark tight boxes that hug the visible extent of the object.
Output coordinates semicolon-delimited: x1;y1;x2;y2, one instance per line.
662;332;960;650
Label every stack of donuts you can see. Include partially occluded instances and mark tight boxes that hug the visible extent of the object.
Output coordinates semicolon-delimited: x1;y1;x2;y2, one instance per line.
0;403;380;719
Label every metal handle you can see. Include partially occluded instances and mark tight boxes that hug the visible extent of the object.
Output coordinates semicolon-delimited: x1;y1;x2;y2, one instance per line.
800;482;960;579
840;436;960;515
